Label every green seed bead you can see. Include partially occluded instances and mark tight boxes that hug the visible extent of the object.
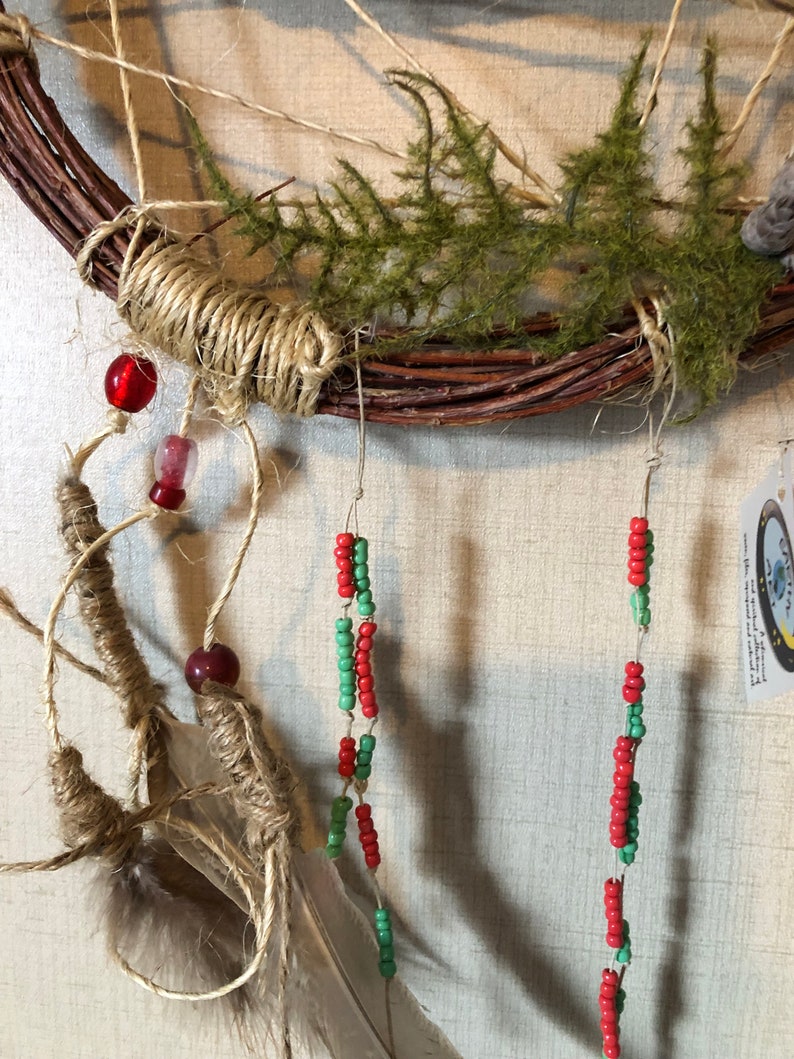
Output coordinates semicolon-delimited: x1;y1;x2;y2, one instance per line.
335;617;353;633
326;844;342;859
355;764;372;780
358;602;376;616
379;959;397;979
629;724;647;739
327;831;345;847
338;656;354;672
616;989;626;1014
357;750;372;766
353;539;368;561
630;702;644;716
379;944;395;962
354;564;369;580
338;694;356;711
623;841;638;855
356;576;371;591
374;908;391;924
630;793;642;807
639;609;651;626
645;530;653;544
329;821;347;835
616;948;631;965
335;631;354;646
377;929;393;946
357;589;373;605
339;669;356;687
359;734;376;752
335;795;353;812
330;802;349;820
618;849;635;865
336;644;354;658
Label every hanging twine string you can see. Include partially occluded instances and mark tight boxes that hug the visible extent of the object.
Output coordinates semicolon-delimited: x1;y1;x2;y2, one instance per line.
640;0;687;129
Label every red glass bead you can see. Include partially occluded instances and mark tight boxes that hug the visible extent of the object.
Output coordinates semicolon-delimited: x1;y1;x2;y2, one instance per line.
337;558;354;573
337;533;355;547
602;1036;619;1051
615;760;634;775
354;651;370;665
334;545;352;559
628;532;647;548
628;547;647;562
624;659;643;675
610;835;628;848
365;852;381;868
600;1006;617;1024
602;969;619;985
360;829;379;845
359;692;376;709
605;906;623;921
616;737;634;751
340;737;356;750
628;571;647;586
184;642;240;693
630;516;649;533
600;1018;615;1034
358;818;375;835
355;662;372;677
613;748;632;763
605;898;621;913
359;621;377;637
358;676;375;692
357;636;374;652
339;584;356;598
338;572;354;586
622;686;641;704
609;823;627;837
604;879;621;895
339;749;356;765
610;810;628;825
355;803;372;819
338;762;355;777
155;435;198;490
628;559;646;574
601;985;617;1000
599;995;614;1012
604;1044;621;1059
149;482;187;510
610;795;630;809
624;675;645;689
105;353;157;412
362;704;379;718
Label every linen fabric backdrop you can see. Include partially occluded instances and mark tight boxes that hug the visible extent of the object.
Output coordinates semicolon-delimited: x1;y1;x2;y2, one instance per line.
0;1;792;1057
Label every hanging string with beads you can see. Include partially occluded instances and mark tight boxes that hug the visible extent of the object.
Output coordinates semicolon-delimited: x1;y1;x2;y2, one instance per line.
325;357;399;1034
598;391;673;1059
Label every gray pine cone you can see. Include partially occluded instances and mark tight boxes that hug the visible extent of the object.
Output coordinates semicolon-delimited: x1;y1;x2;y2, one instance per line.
742;158;794;257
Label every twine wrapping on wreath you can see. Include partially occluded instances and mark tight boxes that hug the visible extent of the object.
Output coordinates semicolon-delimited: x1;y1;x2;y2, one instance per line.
75;213;345;422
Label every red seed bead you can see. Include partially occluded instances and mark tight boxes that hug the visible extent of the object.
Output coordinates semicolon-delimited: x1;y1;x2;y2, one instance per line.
362;704;379;719
338;584;356;598
611;795;630;810
615;761;634;775
599;996;614;1012
605;898;622;913
610;835;628;848
360;830;379;846
625;661;644;677
614;774;631;789
359;621;377;637
613;749;632;763
628;559;646;574
630;516;649;533
355;803;372;820
339;749;356;765
609;823;627;837
616;736;634;751
602;969;619;985
104;353;157;412
337;533;355;547
365;852;381;868
611;810;628;825
628;571;647;587
624;675;645;689
629;547;647;561
337;558;354;573
340;737;355;750
605;907;623;921
622;686;642;704
149;482;187;510
334;545;352;559
359;692;376;708
184;642;241;693
600;1018;615;1035
604;1044;621;1059
338;762;355;778
628;532;647;548
354;651;370;666
600;1006;617;1024
601;985;617;1000
357;636;374;652
358;818;375;834
358;676;375;692
338;572;354;586
603;1037;619;1052
604;879;621;896
355;662;372;677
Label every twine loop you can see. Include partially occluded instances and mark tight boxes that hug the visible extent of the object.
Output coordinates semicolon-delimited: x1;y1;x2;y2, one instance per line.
0;13;35;61
77;211;344;422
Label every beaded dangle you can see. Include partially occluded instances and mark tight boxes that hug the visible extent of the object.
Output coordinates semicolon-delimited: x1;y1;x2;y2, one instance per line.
597;419;662;1059
324;366;397;984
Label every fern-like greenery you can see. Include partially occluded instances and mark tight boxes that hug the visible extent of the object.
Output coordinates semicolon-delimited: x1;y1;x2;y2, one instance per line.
192;39;782;408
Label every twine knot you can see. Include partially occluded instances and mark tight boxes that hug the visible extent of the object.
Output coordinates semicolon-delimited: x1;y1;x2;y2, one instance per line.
77;214;344;421
0;13;35;60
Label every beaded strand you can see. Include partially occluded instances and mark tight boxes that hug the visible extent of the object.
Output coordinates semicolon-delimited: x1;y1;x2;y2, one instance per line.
598;514;656;1059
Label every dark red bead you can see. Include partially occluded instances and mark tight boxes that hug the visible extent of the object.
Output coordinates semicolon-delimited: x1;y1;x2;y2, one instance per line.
338;762;355;777
362;704;379;718
354;651;370;665
337;533;355;547
358;818;375;834
104;353;157;412
355;803;372;820
340;737;356;750
359;621;377;637
360;830;378;846
339;749;356;765
149;482;187;510
184;642;240;693
365;852;381;868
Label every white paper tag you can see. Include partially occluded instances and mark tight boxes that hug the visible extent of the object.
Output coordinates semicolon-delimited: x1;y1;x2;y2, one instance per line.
740;450;794;702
